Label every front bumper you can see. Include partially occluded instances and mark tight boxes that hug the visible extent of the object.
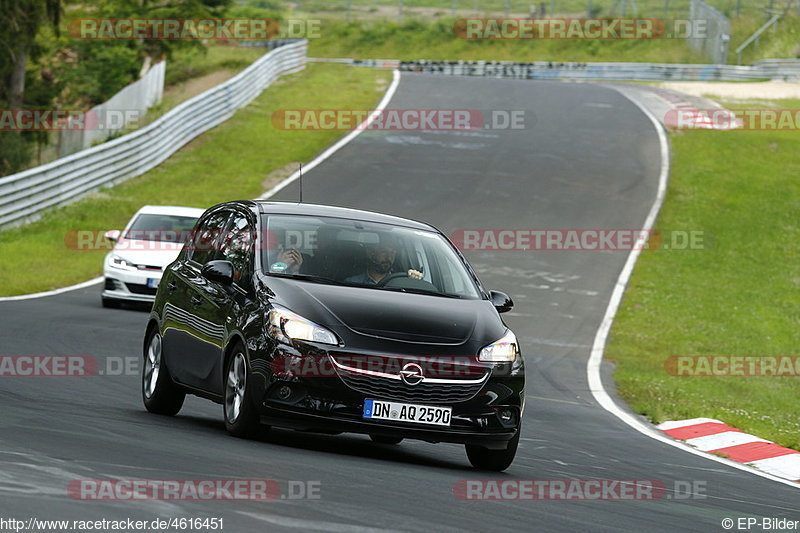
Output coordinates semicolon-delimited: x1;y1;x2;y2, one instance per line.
259;404;518;449
251;349;525;449
102;262;163;303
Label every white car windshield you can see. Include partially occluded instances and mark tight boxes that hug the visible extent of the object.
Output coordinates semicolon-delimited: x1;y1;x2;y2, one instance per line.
262;214;481;299
124;214;199;242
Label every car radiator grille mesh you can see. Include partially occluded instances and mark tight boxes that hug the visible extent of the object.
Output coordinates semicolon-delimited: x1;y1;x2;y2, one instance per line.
337;373;486;404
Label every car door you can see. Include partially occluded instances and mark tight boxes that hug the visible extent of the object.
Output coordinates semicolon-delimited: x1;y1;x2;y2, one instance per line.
203;208;257;395
162;209;231;390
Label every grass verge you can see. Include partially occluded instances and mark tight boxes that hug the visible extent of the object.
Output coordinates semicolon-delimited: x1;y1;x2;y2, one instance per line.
606;107;800;450
307;18;707;63
165;44;267;87
0;63;388;296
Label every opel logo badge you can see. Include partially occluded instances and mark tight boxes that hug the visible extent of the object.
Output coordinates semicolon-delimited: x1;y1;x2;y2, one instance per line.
399;362;424;386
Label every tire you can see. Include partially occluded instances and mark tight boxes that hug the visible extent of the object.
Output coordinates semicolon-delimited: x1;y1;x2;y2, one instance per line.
223;346;261;439
370;434;403;445
465;430;520;472
102;297;121;309
142;328;185;416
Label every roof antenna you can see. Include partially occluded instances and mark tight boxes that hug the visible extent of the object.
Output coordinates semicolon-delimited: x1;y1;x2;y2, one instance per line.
298;163;303;203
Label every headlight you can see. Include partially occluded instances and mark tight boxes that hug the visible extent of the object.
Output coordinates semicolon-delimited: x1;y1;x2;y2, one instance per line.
267;306;338;345
109;254;136;271
478;330;518;362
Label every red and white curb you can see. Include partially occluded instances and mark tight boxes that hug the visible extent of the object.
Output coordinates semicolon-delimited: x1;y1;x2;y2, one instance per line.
648;87;740;130
658;418;800;482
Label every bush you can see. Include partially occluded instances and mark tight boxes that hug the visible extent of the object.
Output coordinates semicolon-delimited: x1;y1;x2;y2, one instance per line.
60;41;140;106
0;133;33;176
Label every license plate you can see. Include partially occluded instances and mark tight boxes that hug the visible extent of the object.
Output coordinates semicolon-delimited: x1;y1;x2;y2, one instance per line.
363;399;451;426
147;278;159;289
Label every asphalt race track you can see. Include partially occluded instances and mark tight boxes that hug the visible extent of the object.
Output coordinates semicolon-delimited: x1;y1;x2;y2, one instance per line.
1;74;797;532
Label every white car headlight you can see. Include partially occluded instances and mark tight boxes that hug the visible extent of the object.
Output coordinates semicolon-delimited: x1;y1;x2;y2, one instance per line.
109;254;137;271
267;306;338;345
479;330;518;362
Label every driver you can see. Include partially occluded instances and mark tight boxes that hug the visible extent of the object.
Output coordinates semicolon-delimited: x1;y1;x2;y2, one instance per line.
345;234;422;285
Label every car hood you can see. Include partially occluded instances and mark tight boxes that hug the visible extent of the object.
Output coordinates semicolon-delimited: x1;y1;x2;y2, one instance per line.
264;277;506;346
111;240;184;268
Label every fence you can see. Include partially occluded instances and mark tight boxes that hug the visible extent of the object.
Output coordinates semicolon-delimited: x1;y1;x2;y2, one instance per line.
0;40;306;230
58;60;166;158
688;0;731;63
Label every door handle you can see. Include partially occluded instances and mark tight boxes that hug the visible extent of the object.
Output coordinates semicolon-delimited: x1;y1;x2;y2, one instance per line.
167;282;177;292
190;296;202;306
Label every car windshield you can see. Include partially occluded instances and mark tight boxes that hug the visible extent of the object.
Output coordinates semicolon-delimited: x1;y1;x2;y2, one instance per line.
124;213;199;242
262;214;480;299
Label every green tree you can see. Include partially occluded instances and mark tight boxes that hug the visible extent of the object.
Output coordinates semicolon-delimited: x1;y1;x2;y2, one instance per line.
0;0;61;107
95;0;233;60
0;0;61;175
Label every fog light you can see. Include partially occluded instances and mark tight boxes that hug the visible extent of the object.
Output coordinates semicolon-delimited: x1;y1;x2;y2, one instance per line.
498;409;513;423
277;385;292;400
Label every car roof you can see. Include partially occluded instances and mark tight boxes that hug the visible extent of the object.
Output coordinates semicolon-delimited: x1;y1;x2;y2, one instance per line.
134;205;206;218
254;202;437;232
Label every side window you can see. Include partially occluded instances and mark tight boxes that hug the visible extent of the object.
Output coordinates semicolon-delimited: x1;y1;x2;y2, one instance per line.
220;212;254;287
188;211;231;265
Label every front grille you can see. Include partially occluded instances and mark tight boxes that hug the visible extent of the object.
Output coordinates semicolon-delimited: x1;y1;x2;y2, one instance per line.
125;283;157;296
135;265;162;271
337;373;487;404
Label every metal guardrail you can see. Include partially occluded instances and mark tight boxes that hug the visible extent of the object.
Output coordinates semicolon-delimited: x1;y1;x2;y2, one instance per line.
0;39;307;230
393;58;800;81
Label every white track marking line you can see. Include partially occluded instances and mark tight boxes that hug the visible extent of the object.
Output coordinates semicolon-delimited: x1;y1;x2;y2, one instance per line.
0;277;103;302
258;69;402;200
2;70;403;301
589;86;800;489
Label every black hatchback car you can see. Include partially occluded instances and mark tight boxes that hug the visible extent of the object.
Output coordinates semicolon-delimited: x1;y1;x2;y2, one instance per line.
143;201;524;471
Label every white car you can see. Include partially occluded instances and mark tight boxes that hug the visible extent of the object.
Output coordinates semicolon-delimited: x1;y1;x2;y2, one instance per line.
102;205;205;307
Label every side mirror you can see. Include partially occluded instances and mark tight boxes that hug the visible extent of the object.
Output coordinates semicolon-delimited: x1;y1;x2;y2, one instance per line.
202;260;234;285
104;229;121;243
489;290;513;313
